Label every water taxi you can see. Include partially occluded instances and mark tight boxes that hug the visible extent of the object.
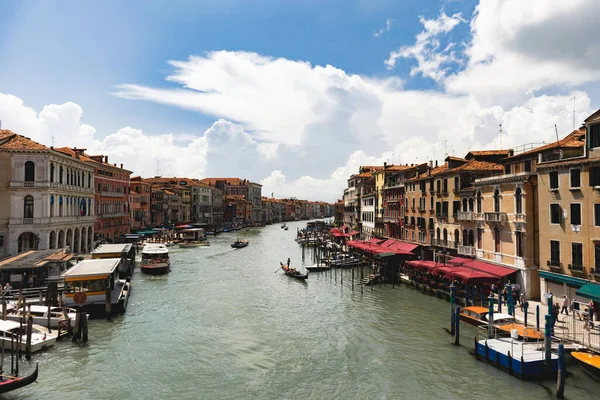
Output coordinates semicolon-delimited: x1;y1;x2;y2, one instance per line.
141;243;170;275
571;351;600;380
62;258;131;317
0;320;58;353
6;305;79;329
231;239;249;249
460;306;543;340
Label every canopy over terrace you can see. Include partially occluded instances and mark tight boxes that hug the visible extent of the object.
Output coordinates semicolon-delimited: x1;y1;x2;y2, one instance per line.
330;228;350;238
405;260;500;285
447;257;516;280
347;240;413;256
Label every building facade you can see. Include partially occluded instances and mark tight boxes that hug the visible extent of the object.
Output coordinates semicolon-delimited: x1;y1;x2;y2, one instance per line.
0;131;95;256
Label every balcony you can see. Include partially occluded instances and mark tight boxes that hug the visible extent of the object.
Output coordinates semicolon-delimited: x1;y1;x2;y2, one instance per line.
435;213;448;220
546;259;562;272
514;213;526;223
431;238;458;249
383;215;399;223
456;211;475;221
538;147;585;164
10;181;94;193
10;215;96;226
418;207;426;213
457;245;476;256
100;191;124;197
484;212;507;223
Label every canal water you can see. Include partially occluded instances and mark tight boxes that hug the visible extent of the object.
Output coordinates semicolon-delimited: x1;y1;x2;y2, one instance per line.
8;221;598;399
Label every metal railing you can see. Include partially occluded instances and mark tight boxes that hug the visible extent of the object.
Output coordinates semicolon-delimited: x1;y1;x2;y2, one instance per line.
458;245;476;256
484;212;507;222
456;211;475;221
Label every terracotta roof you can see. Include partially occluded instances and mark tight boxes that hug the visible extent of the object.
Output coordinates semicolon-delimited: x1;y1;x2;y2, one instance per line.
0;130;49;151
504;129;585;161
164;190;176;195
466;150;512;157
452;159;503;172
200;177;260;186
446;156;467;162
55;147;133;172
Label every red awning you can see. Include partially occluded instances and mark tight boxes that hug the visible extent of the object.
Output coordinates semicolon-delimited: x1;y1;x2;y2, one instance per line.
406;260;440;271
348;230;359;236
380;239;419;253
332;232;350;238
367;238;385;245
445;268;499;284
448;257;516;278
330;228;341;234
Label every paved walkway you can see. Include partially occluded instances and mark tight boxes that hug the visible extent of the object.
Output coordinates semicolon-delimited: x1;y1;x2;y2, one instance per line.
500;297;600;352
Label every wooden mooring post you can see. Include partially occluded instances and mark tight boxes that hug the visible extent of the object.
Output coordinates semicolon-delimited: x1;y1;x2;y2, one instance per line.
25;316;33;360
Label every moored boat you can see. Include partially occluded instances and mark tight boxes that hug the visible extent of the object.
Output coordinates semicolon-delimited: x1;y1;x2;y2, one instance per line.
305;264;330;272
281;264;308;280
0;320;58;353
141;243;170;275
178;240;210;248
571;351;600;380
231;239;249;249
460;306;543;341
460;306;490;327
0;363;38;394
6;305;80;329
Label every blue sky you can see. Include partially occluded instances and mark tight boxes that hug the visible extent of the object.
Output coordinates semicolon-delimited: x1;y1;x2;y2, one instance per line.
0;0;475;136
0;0;598;201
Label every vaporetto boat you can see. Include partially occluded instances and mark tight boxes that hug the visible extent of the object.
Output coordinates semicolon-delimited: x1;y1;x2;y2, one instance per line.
141;243;171;275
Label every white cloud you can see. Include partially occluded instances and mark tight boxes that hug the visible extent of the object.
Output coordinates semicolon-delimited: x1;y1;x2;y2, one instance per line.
374;18;393;38
384;12;465;81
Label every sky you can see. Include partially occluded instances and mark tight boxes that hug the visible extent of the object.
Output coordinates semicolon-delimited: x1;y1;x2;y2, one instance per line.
1;0;599;202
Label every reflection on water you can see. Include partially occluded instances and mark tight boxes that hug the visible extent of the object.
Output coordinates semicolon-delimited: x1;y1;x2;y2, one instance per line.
7;221;597;400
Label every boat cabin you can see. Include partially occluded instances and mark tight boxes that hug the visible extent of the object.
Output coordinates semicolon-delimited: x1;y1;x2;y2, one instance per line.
0;248;73;289
92;243;136;278
141;244;169;263
179;228;206;242
459;306;489;327
61;258;122;310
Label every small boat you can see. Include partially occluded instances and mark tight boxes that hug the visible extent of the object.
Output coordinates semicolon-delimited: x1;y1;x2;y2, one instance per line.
281;223;287;229
305;264;330;272
165;241;175;247
571;351;600;380
141;243;170;275
281;265;308;280
223;228;231;233
178;241;210;248
6;305;80;329
231;239;249;249
0;363;38;394
460;306;543;341
206;231;215;235
0;320;58;353
284;226;289;231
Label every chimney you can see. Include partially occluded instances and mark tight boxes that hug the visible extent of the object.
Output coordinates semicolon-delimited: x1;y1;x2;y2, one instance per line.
429;160;433;169
383;161;387;168
435;160;438;167
120;163;123;168
104;156;108;163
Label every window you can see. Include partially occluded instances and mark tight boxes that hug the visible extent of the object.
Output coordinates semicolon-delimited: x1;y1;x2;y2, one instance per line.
454;177;459;191
436;180;441;193
595;244;600;270
549;171;559;190
50;163;55;183
590;124;600;149
515;188;523;214
570;168;581;189
59;166;63;184
443;179;448;194
494;227;501;253
441;201;448;217
468;230;475;247
0;235;3;247
516;231;524;258
590;166;600;187
462;198;468;212
430;196;434;210
469;198;474;212
435;202;441;215
454;229;460;246
477;228;483;249
550;240;560;264
493;189;500;212
24;161;35;182
572;243;583;268
24;195;34;218
443;228;448;243
595;204;600;226
550;204;562;224
570;203;581;225
524;160;532;172
504;164;511;174
476;192;482;213
452;201;460;218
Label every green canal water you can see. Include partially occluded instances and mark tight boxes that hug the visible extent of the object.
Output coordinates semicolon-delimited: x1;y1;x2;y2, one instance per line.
7;221;598;399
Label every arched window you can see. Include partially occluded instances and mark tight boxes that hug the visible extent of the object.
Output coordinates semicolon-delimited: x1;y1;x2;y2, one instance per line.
88;173;91;188
468;230;475;247
443;228;448;243
436;227;441;240
494;189;501;213
50;163;55;183
515;187;523;214
468;198;474;212
59;166;64;184
476;191;482;213
462;229;468;245
59;196;63;217
454;229;460;246
24;161;35;182
412;197;415;210
462;198;468;212
24;195;34;218
50;195;54;217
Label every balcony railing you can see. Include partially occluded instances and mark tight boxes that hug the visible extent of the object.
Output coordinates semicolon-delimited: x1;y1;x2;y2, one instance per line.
10;215;96;225
383;216;399;223
431;238;458;249
547;260;562;270
568;264;584;272
418;207;426;213
458;245;476;256
484;212;507;222
539;147;585;164
101;191;124;197
514;213;526;223
456;211;475;221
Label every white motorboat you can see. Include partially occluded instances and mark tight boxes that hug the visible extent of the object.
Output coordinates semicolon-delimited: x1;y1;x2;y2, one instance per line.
141;243;170;275
6;305;80;329
0;319;58;353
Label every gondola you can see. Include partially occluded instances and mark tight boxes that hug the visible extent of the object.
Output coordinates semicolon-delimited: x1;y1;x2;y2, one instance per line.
0;363;38;394
231;239;249;249
305;265;330;272
281;265;308;280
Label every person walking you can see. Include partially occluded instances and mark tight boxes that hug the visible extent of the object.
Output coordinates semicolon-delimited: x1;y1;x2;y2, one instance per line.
560;295;569;315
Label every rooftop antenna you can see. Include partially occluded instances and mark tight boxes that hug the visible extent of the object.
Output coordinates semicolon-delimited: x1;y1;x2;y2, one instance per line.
156;160;159;177
499;124;503;150
52;136;55;147
555;124;560;143
571;95;576;131
444;140;448;158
